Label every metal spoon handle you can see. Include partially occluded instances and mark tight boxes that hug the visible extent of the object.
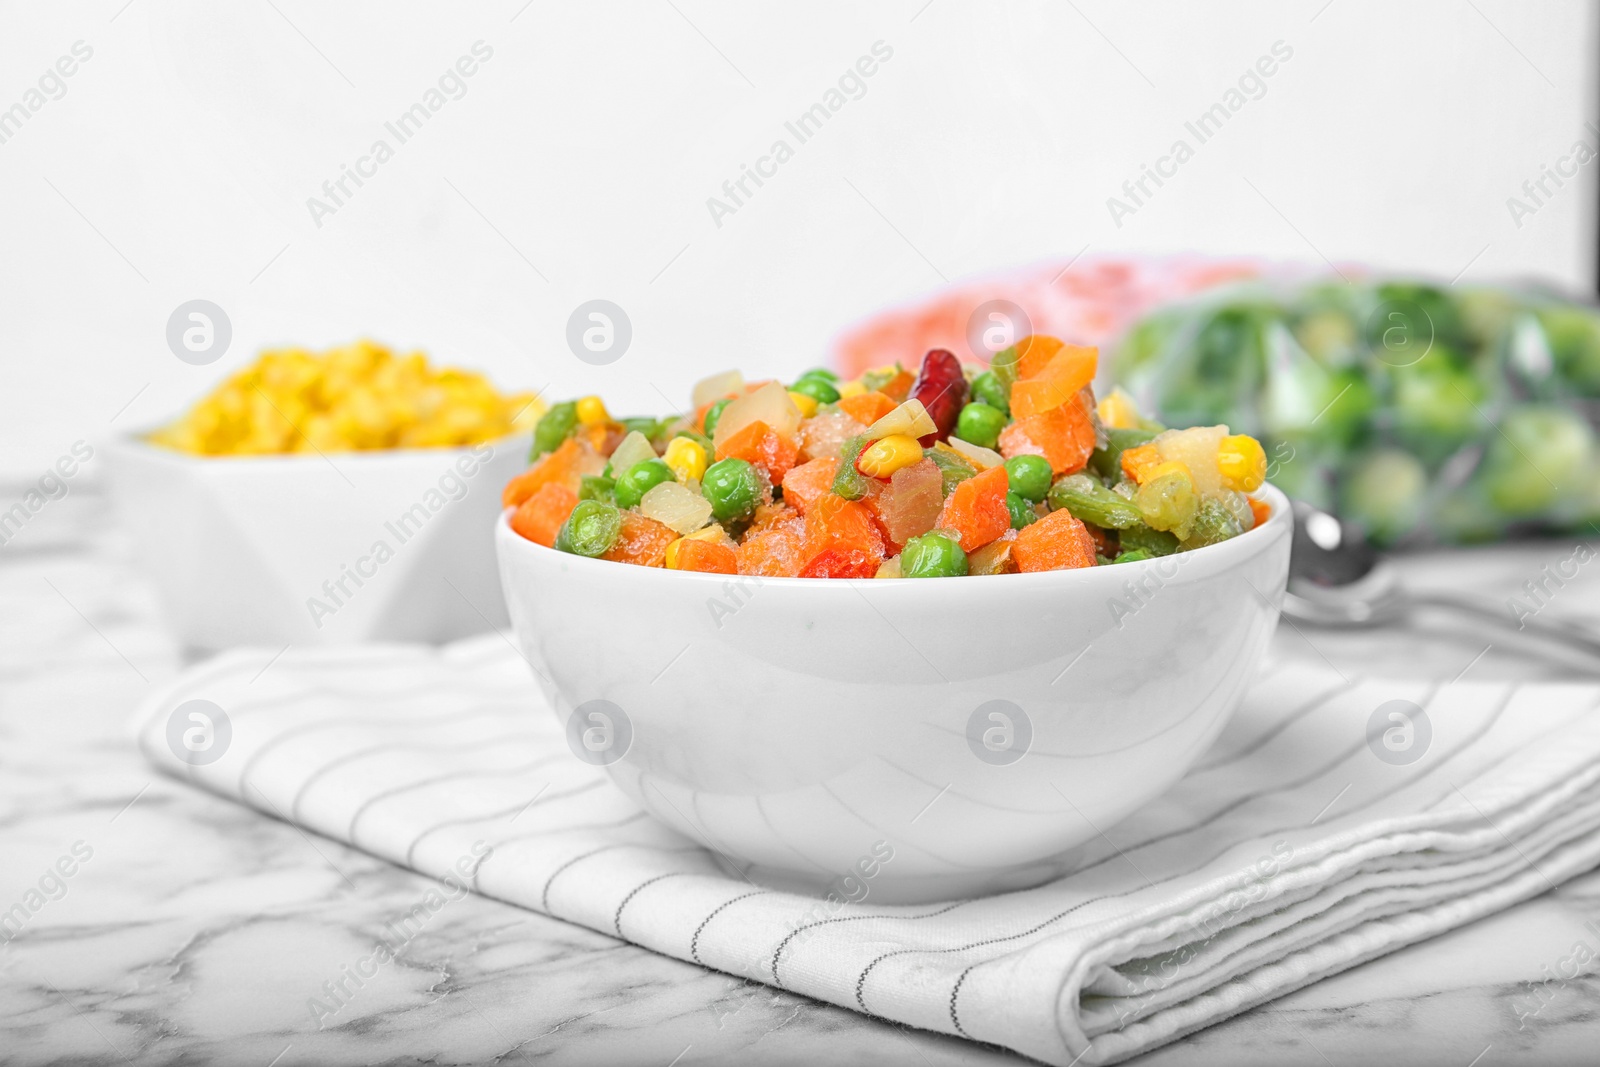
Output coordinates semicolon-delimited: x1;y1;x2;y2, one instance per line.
1409;590;1600;662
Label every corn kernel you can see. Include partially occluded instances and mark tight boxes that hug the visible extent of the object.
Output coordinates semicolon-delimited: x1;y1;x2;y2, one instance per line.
575;395;609;426
1096;388;1143;430
1217;434;1267;492
856;433;924;479
663;436;708;483
836;379;866;398
788;390;819;418
664;537;686;569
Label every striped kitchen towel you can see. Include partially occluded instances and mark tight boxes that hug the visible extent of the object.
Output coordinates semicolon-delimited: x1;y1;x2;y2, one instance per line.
135;637;1600;1065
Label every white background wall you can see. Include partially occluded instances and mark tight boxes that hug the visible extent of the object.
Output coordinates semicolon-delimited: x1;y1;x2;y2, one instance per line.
1;0;1594;480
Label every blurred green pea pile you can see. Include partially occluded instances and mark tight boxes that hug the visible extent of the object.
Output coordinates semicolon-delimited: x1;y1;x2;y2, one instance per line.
1115;279;1600;544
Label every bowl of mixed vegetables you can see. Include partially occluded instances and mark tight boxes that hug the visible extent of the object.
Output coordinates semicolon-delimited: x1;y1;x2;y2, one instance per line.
495;342;1291;901
110;340;542;649
1117;277;1600;544
503;341;1273;575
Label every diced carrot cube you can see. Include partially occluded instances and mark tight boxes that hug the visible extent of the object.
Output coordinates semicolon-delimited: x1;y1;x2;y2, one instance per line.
1248;497;1272;529
749;502;803;535
1013;508;1098;572
1013;335;1064;379
1120;442;1163;484
509;483;578;547
836;390;897;427
780;456;841;514
798;494;884;578
502;438;601;508
1009;346;1098;419
674;538;739;574
737;523;804;577
999;392;1096;474
602;512;675;567
935;464;1011;551
715;419;799;484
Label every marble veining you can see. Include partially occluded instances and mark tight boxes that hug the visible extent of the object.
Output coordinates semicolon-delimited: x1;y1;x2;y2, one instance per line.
2;488;1599;1065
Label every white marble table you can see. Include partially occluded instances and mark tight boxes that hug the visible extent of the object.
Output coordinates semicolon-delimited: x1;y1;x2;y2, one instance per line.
4;486;1599;1066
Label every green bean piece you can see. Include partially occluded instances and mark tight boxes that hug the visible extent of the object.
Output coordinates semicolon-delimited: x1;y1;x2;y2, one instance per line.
1048;473;1144;529
532;401;578;458
831;436;874;500
578;475;616;503
555;500;622;557
924;447;977;497
1118;521;1181;557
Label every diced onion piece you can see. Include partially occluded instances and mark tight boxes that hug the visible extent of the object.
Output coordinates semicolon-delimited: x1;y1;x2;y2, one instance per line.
875;555;903;578
639;481;713;534
692;370;744;411
945;436;1004;470
712;381;802;451
865;399;936;442
608;431;657;475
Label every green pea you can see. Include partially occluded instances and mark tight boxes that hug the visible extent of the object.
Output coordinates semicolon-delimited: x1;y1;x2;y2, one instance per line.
1111;549;1153;565
790;376;841;405
901;531;969;578
532;401;578;458
1006;491;1038;530
702;457;762;522
579;475;616;503
956;402;1007;450
614;459;674;510
1047;473;1143;529
969;370;1009;415
1004;455;1052;502
831;436;873;500
800;367;839;382
702;398;733;438
556;500;622;557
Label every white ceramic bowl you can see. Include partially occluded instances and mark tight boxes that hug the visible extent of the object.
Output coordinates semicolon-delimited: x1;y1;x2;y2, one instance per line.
497;485;1291;903
109;432;531;650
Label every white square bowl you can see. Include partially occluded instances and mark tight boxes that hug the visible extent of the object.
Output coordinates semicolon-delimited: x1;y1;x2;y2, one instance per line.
107;432;530;651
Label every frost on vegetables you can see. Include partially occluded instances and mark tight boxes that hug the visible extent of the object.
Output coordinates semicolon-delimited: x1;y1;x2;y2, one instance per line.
504;345;1272;576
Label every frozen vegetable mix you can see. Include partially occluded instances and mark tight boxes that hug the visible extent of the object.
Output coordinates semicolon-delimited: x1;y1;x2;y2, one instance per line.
505;343;1272;576
1115;278;1600;543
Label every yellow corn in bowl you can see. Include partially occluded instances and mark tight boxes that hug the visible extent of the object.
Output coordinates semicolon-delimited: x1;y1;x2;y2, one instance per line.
112;340;542;650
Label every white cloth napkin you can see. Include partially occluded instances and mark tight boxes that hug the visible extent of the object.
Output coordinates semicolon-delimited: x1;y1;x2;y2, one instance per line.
135;637;1600;1065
